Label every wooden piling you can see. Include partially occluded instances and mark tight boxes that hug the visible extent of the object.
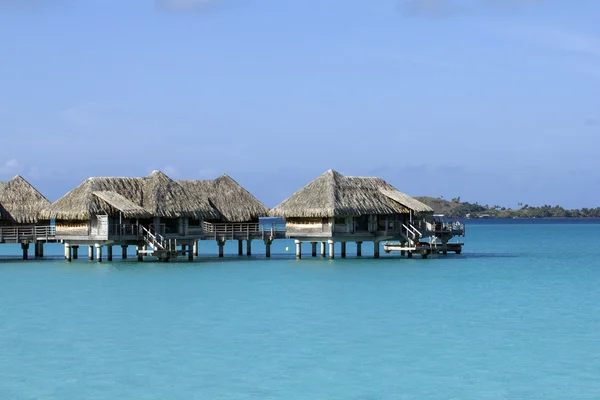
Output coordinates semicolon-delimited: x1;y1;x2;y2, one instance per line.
64;243;72;262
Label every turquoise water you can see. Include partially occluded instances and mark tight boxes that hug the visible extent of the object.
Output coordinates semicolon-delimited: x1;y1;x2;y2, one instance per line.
1;221;600;399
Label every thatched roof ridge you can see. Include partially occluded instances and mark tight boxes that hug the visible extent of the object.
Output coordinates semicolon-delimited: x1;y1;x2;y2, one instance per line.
0;175;51;224
269;169;428;218
93;191;152;218
379;189;433;213
178;174;269;222
142;170;218;219
41;171;219;221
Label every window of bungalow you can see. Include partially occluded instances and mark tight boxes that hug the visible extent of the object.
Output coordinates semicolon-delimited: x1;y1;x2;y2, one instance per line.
164;218;179;234
377;215;388;230
334;217;346;226
354;215;369;231
188;218;202;227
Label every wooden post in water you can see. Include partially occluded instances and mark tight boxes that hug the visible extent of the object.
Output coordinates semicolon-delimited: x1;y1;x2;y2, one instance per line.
356;242;362;257
341;242;346;258
34;242;40;258
295;240;302;259
38;242;44;258
88;246;94;261
407;251;412;259
64;243;72;262
238;240;243;256
264;239;272;258
373;241;380;259
328;240;335;260
21;242;29;260
107;246;113;261
311;242;317;257
246;240;252;256
193;240;199;257
217;239;226;258
95;244;102;262
72;245;79;260
320;242;326;257
137;244;144;262
188;243;193;261
121;245;128;259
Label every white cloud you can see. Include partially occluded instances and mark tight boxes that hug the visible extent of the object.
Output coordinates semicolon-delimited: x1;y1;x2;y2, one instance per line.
0;158;19;175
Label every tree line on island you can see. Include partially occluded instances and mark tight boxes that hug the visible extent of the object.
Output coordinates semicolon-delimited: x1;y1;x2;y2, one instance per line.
415;196;600;219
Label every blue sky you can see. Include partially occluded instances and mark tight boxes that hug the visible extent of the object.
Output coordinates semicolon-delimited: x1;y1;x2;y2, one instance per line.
1;0;599;208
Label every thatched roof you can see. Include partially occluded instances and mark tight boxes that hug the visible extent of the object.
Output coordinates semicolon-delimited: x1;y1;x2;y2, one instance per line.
0;175;51;224
379;189;433;213
179;174;269;222
41;171;219;221
92;191;151;218
269;169;433;218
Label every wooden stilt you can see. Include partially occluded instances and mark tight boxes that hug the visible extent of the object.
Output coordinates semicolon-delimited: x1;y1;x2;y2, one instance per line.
246;240;252;256
295;240;302;259
238;240;243;256
341;242;346;258
328;240;335;260
95;244;102;262
356;241;362;257
64;243;72;262
320;242;326;257
122;245;128;259
374;241;380;259
107;246;113;261
311;242;317;257
137;244;144;262
21;242;29;260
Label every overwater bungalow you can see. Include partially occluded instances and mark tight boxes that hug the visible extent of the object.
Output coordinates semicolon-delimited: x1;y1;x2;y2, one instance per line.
0;175;52;258
269;169;437;259
178;174;275;256
40;171;219;261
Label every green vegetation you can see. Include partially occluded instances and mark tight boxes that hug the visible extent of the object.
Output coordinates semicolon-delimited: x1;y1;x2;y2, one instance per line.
415;196;600;219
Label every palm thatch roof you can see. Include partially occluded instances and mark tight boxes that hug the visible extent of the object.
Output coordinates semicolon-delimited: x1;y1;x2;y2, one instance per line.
41;171;219;221
268;169;433;218
178;174;269;222
0;175;51;224
92;191;151;218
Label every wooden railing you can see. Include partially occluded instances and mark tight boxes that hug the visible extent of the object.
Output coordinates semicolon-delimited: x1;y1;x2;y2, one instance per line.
203;222;286;239
109;224;140;236
0;225;56;241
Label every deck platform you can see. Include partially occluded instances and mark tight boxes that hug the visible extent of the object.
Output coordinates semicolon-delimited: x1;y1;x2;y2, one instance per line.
0;226;56;243
384;241;464;258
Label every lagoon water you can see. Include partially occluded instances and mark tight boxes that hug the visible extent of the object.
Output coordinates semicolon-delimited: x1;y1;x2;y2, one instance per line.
1;220;600;399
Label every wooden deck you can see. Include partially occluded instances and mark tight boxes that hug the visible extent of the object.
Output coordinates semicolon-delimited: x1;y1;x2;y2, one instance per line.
0;226;56;243
202;222;287;241
384;241;464;257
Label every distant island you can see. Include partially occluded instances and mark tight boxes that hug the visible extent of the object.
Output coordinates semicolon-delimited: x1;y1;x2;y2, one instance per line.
415;197;600;219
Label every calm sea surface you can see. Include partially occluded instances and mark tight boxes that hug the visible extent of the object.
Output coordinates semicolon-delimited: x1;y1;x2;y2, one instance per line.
1;220;600;400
